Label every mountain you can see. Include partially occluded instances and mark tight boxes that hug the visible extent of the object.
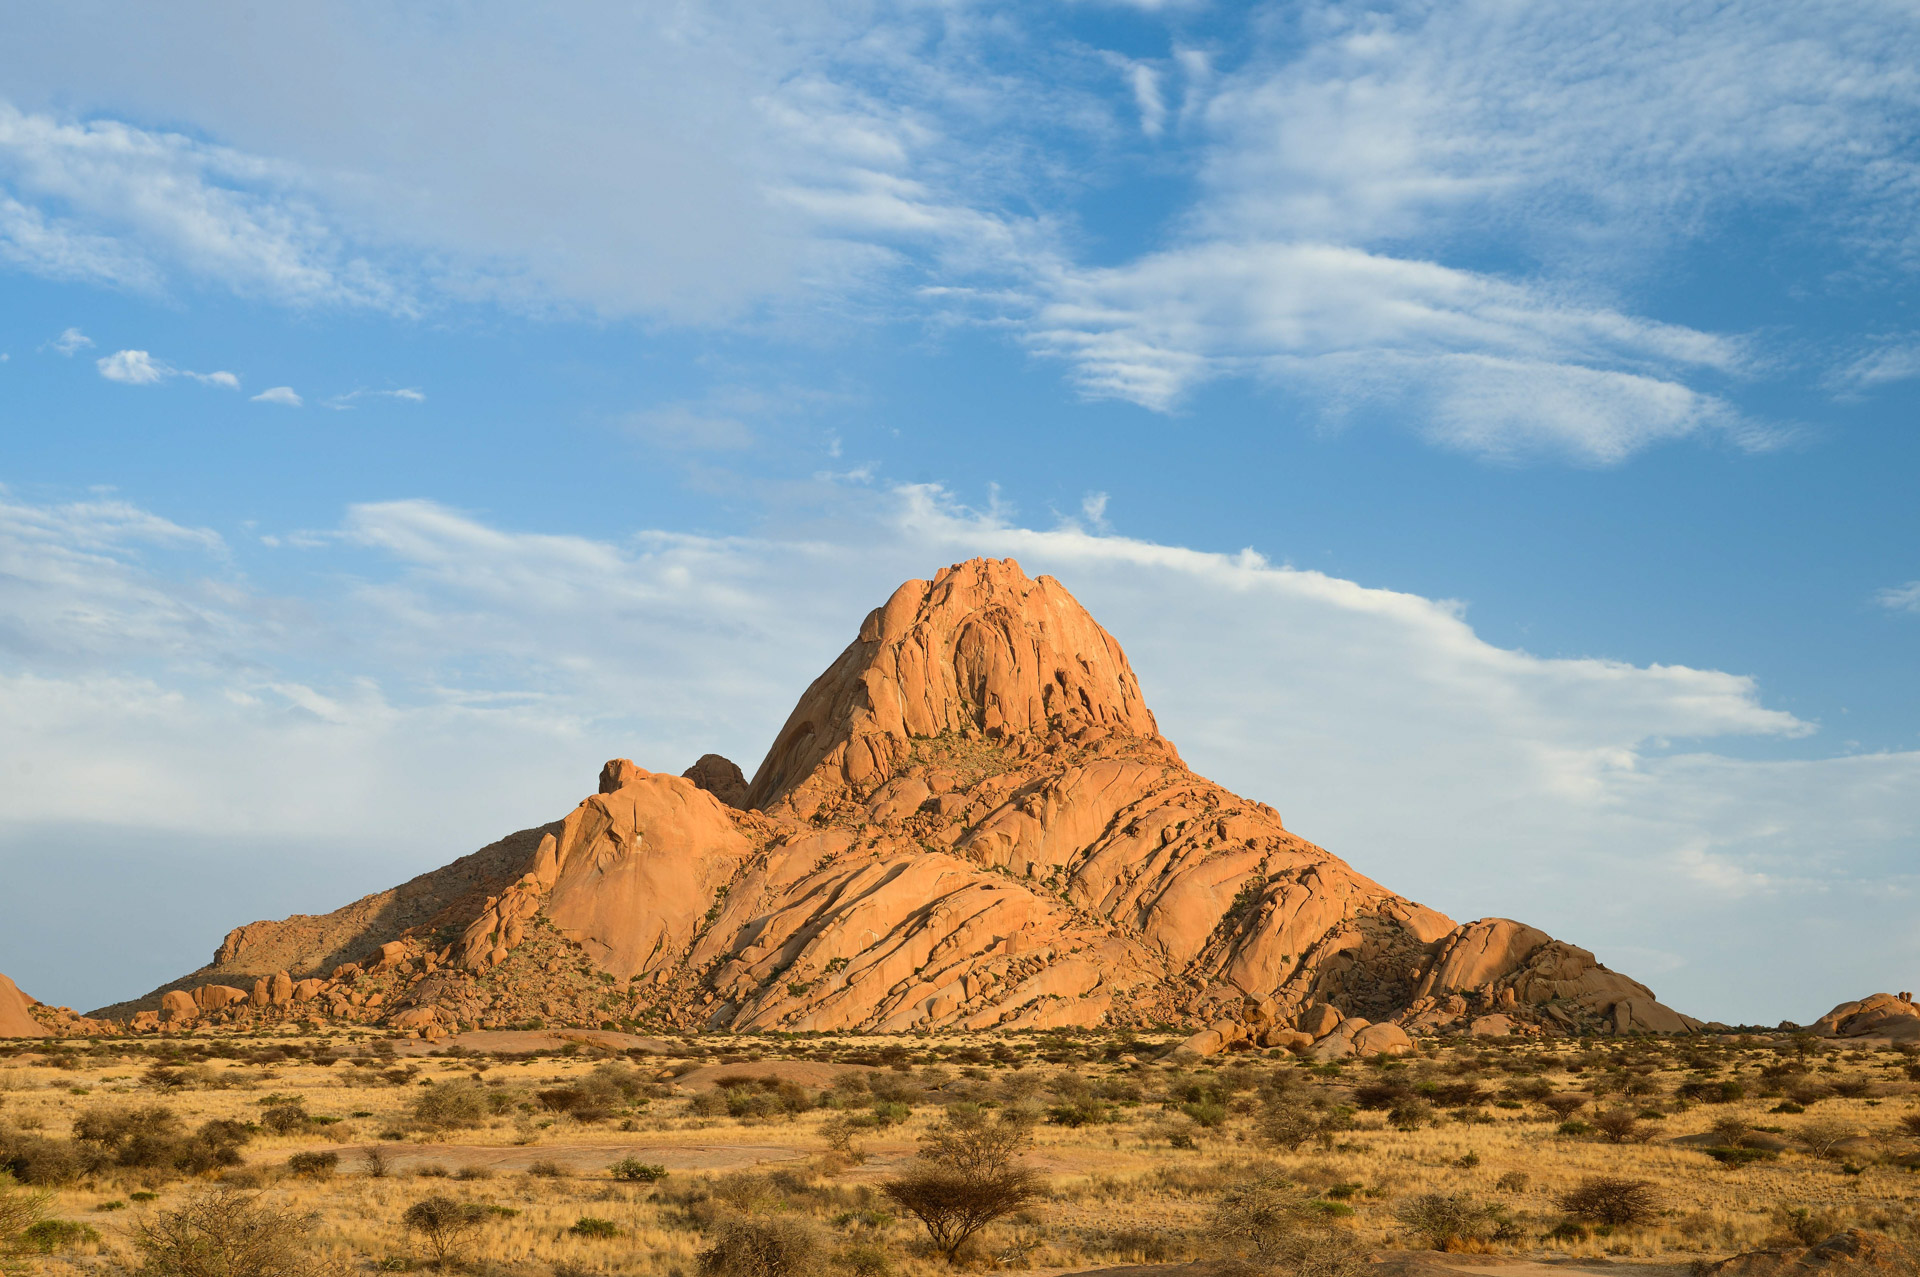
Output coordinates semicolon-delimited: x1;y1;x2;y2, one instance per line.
91;558;1697;1048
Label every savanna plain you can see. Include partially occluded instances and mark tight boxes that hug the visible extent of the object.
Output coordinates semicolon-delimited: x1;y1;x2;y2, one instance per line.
2;1028;1917;1277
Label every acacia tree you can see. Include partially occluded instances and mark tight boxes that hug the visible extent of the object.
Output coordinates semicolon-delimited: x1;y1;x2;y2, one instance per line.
401;1196;488;1266
883;1107;1041;1264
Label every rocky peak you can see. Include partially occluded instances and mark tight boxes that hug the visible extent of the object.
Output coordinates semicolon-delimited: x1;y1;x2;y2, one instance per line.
744;557;1166;813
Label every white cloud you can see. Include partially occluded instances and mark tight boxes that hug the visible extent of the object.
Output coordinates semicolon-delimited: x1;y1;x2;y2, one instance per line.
48;326;91;355
95;348;164;384
1026;240;1755;461
0;482;1911;1019
1832;340;1920;392
8;5;1901;461
251;385;301;406
1126;64;1166;139
325;387;425;409
95;347;239;389
0;102;400;308
1876;581;1920;613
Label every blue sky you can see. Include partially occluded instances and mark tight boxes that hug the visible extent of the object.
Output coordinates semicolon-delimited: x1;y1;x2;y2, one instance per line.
1;1;1916;1020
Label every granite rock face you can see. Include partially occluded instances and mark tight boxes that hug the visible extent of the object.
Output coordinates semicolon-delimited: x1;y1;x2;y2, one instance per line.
0;973;48;1038
100;558;1696;1042
1814;992;1920;1042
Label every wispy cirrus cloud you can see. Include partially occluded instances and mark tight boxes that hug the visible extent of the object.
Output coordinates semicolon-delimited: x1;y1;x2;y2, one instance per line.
1876;581;1920;613
3;2;1919;464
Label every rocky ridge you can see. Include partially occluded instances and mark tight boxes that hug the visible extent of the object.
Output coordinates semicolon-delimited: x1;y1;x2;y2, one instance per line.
80;558;1699;1051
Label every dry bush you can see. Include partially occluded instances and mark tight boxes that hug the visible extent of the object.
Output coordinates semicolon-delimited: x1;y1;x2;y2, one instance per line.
1209;1173;1363;1277
697;1216;821;1277
409;1080;489;1130
1393;1193;1504;1250
132;1188;334;1277
1592;1108;1643;1143
1555;1177;1659;1227
1793;1119;1858;1160
0;1170;50;1248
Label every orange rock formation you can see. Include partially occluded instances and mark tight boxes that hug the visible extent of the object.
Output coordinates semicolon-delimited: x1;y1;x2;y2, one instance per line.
96;558;1698;1050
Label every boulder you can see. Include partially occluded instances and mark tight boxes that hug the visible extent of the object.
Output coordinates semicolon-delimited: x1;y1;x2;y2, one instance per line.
1469;1014;1514;1037
1177;1019;1247;1057
1352;1022;1413;1055
193;984;249;1011
0;973;49;1038
1815;993;1920;1041
160;989;198;1023
682;754;750;808
1297;1003;1344;1038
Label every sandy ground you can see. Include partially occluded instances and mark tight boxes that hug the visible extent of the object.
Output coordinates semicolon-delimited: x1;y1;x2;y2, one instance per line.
316;1139;809;1175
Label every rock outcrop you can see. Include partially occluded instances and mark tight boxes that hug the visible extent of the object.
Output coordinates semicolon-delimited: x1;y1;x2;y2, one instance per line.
1813;992;1920;1043
99;558;1694;1041
0;973;48;1038
1696;1229;1919;1276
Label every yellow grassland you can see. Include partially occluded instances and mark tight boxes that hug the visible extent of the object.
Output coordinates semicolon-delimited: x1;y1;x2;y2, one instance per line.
1;1030;1916;1275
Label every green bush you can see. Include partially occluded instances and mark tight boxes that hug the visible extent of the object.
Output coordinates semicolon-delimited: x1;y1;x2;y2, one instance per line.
287;1151;338;1178
609;1158;669;1182
1703;1146;1776;1167
571;1217;619;1238
21;1218;99;1253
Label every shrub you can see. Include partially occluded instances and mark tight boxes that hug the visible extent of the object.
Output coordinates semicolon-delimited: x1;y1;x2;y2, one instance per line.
1556;1120;1593;1137
261;1106;312;1136
1210;1173;1363;1277
839;1241;891;1277
571;1217;619;1238
401;1195;488;1264
1494;1171;1529;1194
527;1160;567;1178
410;1081;488;1131
1678;1080;1745;1104
1541;1094;1588;1120
1794;1119;1858;1160
1555;1177;1659;1227
287;1151;338;1178
1703;1146;1774;1167
698;1216;821;1277
1394;1193;1502;1250
21;1218;99;1253
132;1189;332;1277
1257;1093;1345;1149
1387;1099;1433;1131
0;1171;51;1247
66;1106;251;1180
609;1158;669;1182
1591;1108;1642;1143
0;1126;84;1185
1899;1112;1920;1138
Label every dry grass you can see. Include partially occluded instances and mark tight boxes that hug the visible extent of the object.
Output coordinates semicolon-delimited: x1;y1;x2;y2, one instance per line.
1;1028;1916;1275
